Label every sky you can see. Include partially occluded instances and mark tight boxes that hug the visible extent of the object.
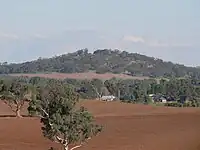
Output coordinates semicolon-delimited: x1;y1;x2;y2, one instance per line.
0;0;200;66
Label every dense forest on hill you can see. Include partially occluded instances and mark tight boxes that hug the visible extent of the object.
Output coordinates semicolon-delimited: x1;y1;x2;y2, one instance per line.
1;49;200;79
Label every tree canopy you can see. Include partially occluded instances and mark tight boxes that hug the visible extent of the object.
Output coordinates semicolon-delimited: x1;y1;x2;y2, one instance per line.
1;49;200;79
28;80;102;150
0;78;33;117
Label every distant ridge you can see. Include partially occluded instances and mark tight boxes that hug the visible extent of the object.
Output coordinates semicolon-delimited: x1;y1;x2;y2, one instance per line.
1;49;200;79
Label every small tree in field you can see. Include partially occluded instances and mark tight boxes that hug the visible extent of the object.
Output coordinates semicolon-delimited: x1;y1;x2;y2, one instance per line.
28;81;102;150
0;79;32;118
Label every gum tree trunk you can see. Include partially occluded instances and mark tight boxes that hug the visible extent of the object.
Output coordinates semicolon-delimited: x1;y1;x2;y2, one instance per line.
64;145;68;150
16;109;22;118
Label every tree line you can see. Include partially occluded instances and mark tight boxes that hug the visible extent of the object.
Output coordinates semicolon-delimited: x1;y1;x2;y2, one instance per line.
64;77;200;107
1;49;200;79
1;76;200;107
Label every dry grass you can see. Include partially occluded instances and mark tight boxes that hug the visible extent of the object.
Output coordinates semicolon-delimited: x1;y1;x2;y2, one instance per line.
9;72;150;80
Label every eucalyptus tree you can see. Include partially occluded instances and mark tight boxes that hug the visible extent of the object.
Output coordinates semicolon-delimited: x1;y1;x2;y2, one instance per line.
28;80;102;150
0;79;33;117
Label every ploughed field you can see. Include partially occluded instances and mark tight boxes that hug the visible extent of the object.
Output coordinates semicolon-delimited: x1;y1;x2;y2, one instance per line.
0;100;200;150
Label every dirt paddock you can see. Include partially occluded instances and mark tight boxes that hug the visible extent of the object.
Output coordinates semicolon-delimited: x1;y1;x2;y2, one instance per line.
0;100;200;150
9;72;149;80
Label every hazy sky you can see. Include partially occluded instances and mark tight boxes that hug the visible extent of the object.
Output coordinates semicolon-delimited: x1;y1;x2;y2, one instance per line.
0;0;200;66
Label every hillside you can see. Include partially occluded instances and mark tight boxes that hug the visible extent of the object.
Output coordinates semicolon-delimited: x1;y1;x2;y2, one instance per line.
1;49;200;78
9;72;150;80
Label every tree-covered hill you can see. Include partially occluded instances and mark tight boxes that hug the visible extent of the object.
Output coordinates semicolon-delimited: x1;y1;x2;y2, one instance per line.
1;48;200;79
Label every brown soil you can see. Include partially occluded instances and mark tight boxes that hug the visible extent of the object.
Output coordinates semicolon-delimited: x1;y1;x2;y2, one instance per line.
0;100;200;150
9;72;149;80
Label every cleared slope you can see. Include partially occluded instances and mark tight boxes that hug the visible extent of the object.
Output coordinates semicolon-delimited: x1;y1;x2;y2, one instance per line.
9;72;149;80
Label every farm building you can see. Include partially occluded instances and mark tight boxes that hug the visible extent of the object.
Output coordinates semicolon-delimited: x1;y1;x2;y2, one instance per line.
100;95;116;101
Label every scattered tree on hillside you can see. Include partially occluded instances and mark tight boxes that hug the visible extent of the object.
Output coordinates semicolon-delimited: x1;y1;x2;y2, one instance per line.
28;81;102;150
0;79;32;117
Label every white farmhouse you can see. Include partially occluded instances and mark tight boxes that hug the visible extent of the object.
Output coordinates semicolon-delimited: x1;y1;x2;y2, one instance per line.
100;95;116;101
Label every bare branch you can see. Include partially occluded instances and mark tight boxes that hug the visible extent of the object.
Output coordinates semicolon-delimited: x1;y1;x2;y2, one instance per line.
8;104;16;112
91;84;101;98
41;108;49;117
56;136;64;143
70;138;91;150
70;145;82;150
30;113;45;119
31;108;49;119
19;100;25;109
14;99;19;105
55;136;68;146
70;137;91;150
2;100;16;112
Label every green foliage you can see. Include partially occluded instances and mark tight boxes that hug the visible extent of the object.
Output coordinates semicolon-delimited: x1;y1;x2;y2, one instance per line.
25;76;200;107
29;76;47;86
28;81;102;150
165;100;200;108
1;49;200;79
90;79;104;98
0;78;32;117
64;78;105;99
164;102;183;107
104;77;122;98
